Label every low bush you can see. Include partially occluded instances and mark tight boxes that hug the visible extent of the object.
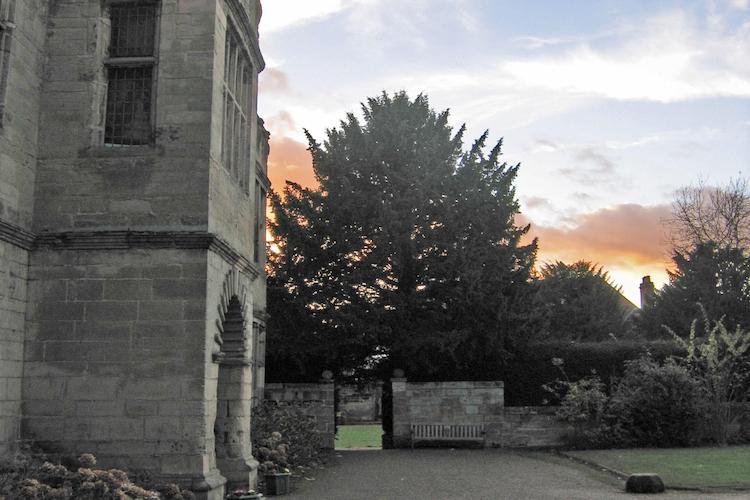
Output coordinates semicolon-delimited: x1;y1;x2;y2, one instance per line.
0;450;193;499
670;309;750;445
251;401;323;470
607;357;705;448
505;340;682;405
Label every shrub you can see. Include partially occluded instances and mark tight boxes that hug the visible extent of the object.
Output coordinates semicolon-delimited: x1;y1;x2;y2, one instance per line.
251;401;322;470
607;357;705;447
254;431;290;475
506;340;682;405
543;358;611;448
670;308;750;445
0;451;194;499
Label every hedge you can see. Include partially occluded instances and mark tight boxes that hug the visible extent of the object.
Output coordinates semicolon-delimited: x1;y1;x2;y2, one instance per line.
502;340;683;406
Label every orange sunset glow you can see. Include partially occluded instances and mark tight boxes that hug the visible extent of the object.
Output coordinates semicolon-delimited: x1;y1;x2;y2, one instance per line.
259;1;749;306
265;135;673;305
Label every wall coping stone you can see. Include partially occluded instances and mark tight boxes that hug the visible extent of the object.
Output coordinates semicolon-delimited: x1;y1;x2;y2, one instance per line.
406;381;504;389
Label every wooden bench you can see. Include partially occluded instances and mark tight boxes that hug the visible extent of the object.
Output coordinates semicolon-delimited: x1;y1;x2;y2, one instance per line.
410;423;485;448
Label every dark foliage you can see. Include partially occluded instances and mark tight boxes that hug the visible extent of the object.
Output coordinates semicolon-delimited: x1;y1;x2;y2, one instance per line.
533;260;634;341
267;91;537;382
639;242;750;338
503;341;682;406
606;357;705;447
251;401;323;469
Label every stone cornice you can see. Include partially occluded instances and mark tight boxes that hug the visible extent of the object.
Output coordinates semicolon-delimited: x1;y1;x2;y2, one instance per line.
0;218;35;250
34;230;260;280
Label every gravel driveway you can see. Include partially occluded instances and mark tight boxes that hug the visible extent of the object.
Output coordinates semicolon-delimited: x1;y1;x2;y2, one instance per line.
284;449;750;500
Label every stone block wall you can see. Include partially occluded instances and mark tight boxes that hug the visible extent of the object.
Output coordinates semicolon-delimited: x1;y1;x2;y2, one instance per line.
390;379;504;447
208;0;268;276
33;0;217;234
264;382;335;449
0;241;28;454
338;383;382;424
389;378;576;448
0;0;47;454
23;249;211;476
485;407;571;448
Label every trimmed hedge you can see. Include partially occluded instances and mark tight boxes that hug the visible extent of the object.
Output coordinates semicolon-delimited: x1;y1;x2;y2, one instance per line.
503;340;683;406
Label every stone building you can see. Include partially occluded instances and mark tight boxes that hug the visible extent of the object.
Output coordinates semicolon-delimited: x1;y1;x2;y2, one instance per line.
0;0;269;497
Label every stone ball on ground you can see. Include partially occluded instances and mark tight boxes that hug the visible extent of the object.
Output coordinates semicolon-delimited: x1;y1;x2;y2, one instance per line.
625;473;665;493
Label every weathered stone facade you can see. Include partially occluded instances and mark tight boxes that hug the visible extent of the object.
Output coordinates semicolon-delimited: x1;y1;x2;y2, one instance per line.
0;1;268;498
0;0;46;457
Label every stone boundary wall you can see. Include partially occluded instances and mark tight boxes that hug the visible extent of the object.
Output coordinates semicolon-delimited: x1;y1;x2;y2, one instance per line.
264;382;335;449
486;406;571;448
338;383;382;424
390;379;750;449
390;378;574;448
390;379;506;447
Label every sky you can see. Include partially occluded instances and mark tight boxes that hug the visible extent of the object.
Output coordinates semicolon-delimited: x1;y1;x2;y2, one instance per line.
256;0;750;305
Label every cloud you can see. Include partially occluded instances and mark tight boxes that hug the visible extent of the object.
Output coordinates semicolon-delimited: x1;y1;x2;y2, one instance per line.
259;68;290;94
523;196;552;209
526;203;674;304
572;148;616;173
503;10;750;102
529;203;672;267
513;36;568;50
260;0;354;34
265;111;297;135
267;136;316;191
532;139;559;153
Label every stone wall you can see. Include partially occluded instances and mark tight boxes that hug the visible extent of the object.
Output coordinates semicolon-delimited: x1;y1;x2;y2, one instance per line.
485;407;571;448
23;249;211;471
264;382;335;449
33;0;216;233
338;383;382;424
389;378;575;448
0;0;47;455
0;241;28;455
390;379;504;447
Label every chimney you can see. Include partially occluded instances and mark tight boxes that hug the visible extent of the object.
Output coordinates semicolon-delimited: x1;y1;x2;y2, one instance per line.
640;276;655;309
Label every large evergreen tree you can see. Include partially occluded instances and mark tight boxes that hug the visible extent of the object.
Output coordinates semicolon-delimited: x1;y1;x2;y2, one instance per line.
639;242;750;338
533;261;634;341
267;92;537;382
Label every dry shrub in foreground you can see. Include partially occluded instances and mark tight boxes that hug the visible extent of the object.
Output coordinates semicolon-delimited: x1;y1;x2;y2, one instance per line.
0;451;194;500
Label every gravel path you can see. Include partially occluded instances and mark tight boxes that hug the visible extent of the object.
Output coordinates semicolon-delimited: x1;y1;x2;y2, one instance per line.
284;449;750;500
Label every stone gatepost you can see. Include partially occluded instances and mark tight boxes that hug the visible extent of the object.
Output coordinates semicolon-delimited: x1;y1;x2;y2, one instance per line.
390;372;411;448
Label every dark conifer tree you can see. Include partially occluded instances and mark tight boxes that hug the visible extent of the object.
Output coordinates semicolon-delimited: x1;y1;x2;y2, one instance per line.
267;92;537;381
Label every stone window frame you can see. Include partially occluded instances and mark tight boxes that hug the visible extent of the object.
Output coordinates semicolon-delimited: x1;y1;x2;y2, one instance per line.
102;0;161;147
251;319;265;407
0;0;16;128
221;22;254;194
253;178;266;263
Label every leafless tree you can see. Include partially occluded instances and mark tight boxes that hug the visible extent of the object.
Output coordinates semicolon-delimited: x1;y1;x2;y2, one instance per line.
667;176;750;253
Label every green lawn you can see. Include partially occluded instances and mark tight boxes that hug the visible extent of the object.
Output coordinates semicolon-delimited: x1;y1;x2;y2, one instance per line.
335;424;382;449
568;446;750;489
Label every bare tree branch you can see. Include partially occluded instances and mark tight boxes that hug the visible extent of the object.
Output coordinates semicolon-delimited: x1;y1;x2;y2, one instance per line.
666;176;750;253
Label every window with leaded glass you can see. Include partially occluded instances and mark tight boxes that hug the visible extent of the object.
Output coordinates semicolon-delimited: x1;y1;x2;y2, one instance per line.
104;1;158;146
222;24;253;192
